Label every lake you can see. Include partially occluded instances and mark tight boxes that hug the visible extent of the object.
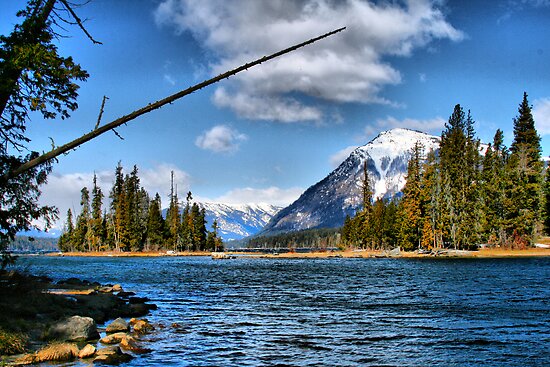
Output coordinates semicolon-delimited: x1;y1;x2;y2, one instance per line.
16;256;550;366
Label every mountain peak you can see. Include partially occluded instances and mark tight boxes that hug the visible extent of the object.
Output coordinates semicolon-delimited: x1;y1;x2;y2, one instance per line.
260;129;440;236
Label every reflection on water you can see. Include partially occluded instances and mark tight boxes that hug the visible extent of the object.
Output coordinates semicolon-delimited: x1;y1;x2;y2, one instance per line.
17;256;550;366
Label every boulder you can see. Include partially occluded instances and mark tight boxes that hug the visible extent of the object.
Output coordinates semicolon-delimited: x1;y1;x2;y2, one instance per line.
94;346;133;365
133;319;155;335
112;284;123;292
117;291;136;298
106;317;130;333
120;335;151;354
78;344;96;359
34;342;78;362
98;286;114;293
100;332;128;345
128;296;150;304
47;316;100;341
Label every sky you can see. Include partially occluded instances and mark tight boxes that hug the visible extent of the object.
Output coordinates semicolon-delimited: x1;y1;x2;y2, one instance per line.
2;0;550;230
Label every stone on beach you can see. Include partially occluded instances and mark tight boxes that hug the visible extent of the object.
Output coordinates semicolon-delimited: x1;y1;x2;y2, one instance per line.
94;346;133;365
17;342;79;364
100;332;128;345
78;343;96;359
106;317;130;333
46;316;100;341
133;319;155;334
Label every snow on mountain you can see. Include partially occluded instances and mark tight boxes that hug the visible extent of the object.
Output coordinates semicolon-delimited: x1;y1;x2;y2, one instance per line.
200;202;282;241
260;128;440;235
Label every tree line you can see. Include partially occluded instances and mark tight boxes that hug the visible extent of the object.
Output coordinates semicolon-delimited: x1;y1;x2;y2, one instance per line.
343;93;547;251
57;163;223;252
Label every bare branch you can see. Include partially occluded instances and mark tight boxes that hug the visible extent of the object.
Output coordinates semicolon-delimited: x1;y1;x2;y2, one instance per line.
94;95;108;129
112;129;124;140
3;27;345;181
59;0;102;45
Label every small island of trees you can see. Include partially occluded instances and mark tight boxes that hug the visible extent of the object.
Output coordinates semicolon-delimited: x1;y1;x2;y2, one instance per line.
57;164;223;253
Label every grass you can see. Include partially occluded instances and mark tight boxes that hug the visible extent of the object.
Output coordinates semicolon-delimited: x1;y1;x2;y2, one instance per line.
0;328;27;355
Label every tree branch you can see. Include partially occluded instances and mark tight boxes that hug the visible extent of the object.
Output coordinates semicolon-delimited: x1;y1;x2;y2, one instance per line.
94;95;108;129
3;27;345;181
59;0;102;45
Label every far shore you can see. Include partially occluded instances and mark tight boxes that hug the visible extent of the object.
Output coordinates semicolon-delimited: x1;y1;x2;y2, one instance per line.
48;247;550;259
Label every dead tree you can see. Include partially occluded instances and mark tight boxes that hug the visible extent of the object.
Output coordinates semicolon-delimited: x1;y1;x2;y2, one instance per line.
3;27;345;181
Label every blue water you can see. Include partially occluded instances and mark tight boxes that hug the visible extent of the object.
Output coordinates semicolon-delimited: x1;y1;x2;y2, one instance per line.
15;256;550;366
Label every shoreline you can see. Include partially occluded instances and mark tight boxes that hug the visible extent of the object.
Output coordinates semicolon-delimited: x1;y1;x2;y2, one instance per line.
47;248;550;259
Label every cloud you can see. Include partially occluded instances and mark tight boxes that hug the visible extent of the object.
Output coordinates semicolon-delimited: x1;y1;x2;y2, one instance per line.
211;186;304;207
195;124;248;153
39;164;191;229
362;116;446;138
532;97;550;135
213;88;322;123
155;0;463;122
163;73;176;85
329;145;358;168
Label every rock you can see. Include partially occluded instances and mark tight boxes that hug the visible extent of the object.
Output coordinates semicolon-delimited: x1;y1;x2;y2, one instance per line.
47;316;100;341
112;284;123;292
100;332;128;345
78;344;96;359
120;335;151;354
34;342;79;362
106;317;130;333
117;291;136;298
129;296;150;304
94;346;133;365
133;319;155;335
98;286;114;293
57;277;85;286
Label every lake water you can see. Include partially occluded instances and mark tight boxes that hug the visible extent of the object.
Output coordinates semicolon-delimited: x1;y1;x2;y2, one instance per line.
16;256;550;366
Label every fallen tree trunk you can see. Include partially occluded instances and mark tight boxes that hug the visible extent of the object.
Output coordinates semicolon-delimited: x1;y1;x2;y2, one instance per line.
3;27;345;181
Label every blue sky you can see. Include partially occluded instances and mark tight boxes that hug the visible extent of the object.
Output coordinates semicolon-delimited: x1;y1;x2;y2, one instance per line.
2;0;550;227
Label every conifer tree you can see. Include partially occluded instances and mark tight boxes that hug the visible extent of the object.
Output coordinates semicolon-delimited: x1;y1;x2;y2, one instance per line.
58;208;74;252
73;187;90;251
146;193;165;251
90;173;104;250
165;171;180;250
398;141;424;250
506;92;543;246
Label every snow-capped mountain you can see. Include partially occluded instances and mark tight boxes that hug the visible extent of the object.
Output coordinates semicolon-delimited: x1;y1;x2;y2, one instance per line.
260;128;440;235
201;203;282;241
162;202;281;241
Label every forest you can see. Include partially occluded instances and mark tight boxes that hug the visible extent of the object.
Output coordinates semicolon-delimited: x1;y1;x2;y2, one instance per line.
57;163;223;253
342;93;548;251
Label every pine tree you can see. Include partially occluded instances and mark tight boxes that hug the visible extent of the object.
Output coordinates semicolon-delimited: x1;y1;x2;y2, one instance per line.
109;162;125;251
74;187;90;251
506;92;543;246
58;208;74;252
90;173;104;251
398;141;424;251
165;171;180;250
146;193;165;251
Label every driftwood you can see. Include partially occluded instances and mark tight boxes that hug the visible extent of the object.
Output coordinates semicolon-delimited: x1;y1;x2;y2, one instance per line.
4;27;345;181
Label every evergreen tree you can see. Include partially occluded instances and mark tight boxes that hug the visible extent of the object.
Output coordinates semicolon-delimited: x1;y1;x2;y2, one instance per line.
58;208;74;252
506;92;543;246
89;173;104;251
109;162;125;251
73;187;90;251
165;171;180;250
398;141;424;251
146;193;165;251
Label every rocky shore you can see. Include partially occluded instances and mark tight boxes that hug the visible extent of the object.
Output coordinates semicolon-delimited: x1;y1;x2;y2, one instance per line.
0;271;158;365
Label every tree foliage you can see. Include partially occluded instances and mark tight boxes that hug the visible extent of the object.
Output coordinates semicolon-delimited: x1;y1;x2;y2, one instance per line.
58;163;223;253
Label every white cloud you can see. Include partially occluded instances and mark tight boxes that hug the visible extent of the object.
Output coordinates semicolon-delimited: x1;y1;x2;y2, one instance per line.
362;116;446;138
419;73;427;83
211;186;304;207
213;88;322;123
532;97;550;135
329;145;358;168
39;164;191;229
163;73;176;85
195;124;248;153
155;0;463;122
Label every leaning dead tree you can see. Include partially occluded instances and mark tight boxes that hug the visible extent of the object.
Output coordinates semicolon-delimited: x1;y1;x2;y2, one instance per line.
3;27;345;181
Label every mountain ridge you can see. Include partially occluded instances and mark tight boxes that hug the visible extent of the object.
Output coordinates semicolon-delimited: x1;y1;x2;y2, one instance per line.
260;128;440;235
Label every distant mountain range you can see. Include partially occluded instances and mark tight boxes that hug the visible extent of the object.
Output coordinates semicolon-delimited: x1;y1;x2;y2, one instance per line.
161;202;282;241
260;128;440;236
200;203;282;241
